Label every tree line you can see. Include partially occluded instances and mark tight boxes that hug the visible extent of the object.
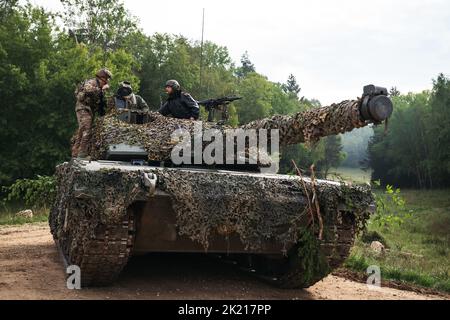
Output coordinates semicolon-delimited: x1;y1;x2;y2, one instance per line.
368;77;450;188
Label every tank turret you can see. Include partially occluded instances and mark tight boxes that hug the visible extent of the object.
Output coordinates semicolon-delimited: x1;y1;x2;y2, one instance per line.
88;85;392;168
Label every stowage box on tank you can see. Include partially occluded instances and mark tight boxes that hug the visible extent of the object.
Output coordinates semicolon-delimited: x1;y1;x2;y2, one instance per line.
49;85;392;288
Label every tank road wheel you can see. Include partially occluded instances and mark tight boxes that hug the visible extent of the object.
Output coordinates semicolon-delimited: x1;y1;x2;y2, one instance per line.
224;230;330;289
265;230;331;289
55;204;136;287
268;209;357;288
268;216;357;289
227;215;357;289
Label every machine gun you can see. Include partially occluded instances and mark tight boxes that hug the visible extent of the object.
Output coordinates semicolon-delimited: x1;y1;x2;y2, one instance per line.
197;96;242;124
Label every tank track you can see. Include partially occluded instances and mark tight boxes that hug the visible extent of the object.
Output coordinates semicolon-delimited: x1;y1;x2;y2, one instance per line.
213;210;356;289
321;221;355;269
55;210;135;287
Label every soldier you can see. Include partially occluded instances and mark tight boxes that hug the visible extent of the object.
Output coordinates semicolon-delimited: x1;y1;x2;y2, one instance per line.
114;81;149;112
158;79;199;120
72;68;112;158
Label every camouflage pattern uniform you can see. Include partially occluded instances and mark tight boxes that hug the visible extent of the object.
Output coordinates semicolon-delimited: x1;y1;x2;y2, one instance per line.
72;78;103;157
120;93;149;112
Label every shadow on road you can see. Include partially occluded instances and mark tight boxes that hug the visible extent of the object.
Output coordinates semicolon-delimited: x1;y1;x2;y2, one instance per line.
117;253;314;300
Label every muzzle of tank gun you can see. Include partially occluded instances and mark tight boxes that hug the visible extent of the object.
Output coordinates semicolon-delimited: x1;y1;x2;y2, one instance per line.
360;85;393;123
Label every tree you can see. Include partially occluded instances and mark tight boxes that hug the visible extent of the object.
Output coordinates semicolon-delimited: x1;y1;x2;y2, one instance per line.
0;0;19;22
370;79;450;188
314;135;345;178
60;0;139;52
428;73;450;185
279;144;314;174
136;34;237;112
282;73;301;99
0;4;56;185
0;3;139;186
389;86;400;97
234;73;273;124
340;126;373;168
235;51;255;78
270;82;303;116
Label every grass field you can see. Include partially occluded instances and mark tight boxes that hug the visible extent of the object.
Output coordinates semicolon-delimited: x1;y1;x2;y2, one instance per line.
333;167;450;292
328;166;372;184
0;204;49;225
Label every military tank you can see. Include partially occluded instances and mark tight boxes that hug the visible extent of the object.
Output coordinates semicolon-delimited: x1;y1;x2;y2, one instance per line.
49;85;393;288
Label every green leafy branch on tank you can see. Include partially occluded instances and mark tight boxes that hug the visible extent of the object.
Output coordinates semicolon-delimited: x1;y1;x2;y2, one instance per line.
294;227;331;285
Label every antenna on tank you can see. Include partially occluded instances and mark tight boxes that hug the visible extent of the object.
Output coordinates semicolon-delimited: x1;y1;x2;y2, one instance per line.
200;8;205;93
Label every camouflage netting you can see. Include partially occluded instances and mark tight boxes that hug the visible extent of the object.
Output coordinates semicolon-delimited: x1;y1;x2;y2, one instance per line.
50;160;373;252
241;99;365;145
156;168;373;251
87;99;368;163
49;162;147;242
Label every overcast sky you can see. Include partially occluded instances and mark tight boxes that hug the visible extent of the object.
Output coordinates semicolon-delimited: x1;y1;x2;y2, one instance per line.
30;0;450;105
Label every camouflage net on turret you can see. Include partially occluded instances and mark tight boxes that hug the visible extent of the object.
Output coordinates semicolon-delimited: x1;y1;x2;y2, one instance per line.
87;99;368;163
50;160;373;252
241;99;365;145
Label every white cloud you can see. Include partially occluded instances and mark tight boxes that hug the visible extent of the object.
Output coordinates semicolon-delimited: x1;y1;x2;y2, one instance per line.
29;0;450;104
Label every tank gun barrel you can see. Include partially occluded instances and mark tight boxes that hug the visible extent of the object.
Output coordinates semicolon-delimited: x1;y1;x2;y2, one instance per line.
241;84;393;145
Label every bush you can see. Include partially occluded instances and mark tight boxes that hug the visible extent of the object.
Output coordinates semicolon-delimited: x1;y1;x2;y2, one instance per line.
343;254;369;272
2;175;56;209
360;230;387;246
372;181;411;227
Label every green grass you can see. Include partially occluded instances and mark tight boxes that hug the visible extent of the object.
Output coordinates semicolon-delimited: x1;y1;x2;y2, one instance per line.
331;167;450;293
0;204;49;225
328;167;372;184
344;254;449;292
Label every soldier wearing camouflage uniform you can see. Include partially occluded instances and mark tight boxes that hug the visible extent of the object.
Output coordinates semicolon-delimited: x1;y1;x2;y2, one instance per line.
115;81;149;112
72;68;112;158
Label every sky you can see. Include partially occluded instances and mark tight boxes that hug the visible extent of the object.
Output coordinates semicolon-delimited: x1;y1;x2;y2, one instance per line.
30;0;450;105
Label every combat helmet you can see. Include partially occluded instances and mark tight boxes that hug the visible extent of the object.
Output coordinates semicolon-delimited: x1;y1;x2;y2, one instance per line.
96;68;113;80
117;81;133;97
165;79;180;91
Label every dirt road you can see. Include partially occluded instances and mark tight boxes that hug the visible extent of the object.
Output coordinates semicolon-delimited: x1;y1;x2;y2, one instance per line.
0;223;446;300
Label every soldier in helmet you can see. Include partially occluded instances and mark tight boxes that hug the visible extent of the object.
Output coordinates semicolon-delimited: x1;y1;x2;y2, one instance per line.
158;80;199;120
114;81;149;112
72;68;112;158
